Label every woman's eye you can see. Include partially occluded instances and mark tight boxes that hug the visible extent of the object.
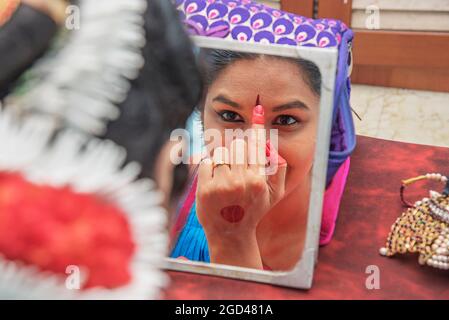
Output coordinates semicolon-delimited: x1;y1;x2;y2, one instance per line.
273;115;298;126
218;110;244;122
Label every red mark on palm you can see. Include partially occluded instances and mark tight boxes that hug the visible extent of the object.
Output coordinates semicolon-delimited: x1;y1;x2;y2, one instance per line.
220;205;245;223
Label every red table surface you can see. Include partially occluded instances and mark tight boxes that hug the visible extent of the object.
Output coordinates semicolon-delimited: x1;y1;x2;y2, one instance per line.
163;136;449;300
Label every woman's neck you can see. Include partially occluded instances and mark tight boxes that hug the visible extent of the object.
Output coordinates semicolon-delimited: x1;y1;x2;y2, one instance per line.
256;176;311;271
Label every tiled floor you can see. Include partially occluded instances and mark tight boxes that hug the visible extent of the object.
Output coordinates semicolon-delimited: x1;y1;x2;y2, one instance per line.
351;84;449;148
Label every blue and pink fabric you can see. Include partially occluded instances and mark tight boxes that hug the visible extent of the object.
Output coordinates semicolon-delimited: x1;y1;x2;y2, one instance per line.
171;0;356;254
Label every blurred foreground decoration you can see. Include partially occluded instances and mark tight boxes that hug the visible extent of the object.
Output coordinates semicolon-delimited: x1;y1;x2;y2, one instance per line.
0;0;172;299
0;107;169;299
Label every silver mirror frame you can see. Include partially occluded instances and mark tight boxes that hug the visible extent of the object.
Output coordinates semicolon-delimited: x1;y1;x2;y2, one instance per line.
163;35;338;290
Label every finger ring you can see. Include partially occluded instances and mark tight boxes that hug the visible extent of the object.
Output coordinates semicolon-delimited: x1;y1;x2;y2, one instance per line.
213;162;230;170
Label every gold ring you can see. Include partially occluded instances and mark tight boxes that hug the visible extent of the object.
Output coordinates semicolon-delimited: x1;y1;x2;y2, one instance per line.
212;162;230;170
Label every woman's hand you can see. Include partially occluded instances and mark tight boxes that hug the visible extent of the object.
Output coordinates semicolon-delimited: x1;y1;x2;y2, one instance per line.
196;104;287;268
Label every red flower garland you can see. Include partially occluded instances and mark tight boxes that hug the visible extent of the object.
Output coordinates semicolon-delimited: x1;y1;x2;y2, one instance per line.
0;172;136;289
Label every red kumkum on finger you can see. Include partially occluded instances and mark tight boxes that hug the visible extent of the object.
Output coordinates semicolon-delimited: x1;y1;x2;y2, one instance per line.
220;205;245;223
252;105;265;125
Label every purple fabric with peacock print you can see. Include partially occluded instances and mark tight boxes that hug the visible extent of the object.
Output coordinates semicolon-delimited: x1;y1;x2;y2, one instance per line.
175;0;347;48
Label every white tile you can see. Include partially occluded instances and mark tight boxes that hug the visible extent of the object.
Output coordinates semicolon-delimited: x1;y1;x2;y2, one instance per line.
350;85;449;148
350;84;384;137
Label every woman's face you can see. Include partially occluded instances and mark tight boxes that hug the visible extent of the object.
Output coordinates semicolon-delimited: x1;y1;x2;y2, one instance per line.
202;56;320;194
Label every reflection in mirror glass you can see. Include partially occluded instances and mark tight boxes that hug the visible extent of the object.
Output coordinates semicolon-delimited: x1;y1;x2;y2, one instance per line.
169;48;322;272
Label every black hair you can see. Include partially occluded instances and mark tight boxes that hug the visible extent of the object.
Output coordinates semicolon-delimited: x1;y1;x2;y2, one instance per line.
102;0;203;198
199;49;321;105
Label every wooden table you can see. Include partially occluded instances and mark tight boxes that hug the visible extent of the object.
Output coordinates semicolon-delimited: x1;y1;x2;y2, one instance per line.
164;136;449;299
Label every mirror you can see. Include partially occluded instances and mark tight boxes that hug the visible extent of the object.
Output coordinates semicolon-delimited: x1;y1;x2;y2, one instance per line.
164;36;337;289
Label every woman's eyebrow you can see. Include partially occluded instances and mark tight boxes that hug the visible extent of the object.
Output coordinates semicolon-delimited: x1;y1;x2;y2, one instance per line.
272;100;310;112
212;95;242;109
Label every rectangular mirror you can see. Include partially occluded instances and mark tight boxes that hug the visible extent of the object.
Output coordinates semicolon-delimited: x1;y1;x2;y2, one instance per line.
164;35;337;289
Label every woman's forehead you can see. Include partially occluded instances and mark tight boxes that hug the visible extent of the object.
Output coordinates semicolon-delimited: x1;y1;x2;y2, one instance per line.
207;58;318;109
219;55;301;77
211;58;307;89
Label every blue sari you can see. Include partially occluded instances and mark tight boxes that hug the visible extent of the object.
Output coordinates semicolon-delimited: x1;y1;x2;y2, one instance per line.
170;201;210;262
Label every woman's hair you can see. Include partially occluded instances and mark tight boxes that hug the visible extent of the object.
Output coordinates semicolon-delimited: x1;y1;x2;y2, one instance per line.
102;0;203;198
199;49;322;106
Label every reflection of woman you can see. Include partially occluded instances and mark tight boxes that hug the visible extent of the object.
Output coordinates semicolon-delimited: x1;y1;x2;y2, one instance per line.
171;0;355;272
171;50;321;270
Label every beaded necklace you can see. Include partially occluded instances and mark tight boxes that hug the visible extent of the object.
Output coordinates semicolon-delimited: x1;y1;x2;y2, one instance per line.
380;173;449;270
